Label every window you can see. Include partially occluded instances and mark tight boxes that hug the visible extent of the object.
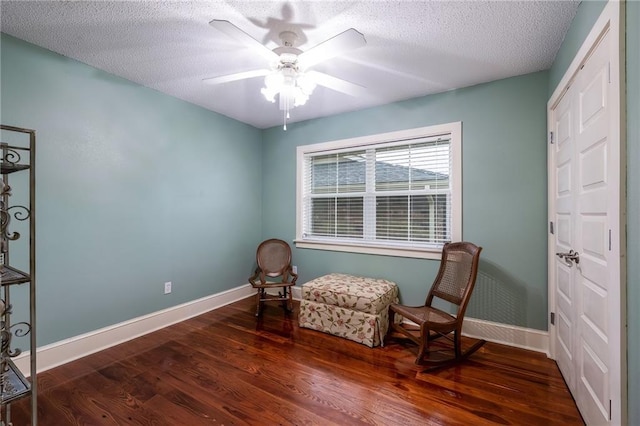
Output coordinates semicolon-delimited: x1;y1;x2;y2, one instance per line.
296;122;462;259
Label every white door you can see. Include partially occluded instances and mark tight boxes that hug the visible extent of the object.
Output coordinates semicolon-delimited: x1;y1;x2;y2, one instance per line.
552;73;577;395
549;9;624;425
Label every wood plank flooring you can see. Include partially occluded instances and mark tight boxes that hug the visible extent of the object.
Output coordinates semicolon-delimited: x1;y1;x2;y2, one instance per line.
7;297;583;425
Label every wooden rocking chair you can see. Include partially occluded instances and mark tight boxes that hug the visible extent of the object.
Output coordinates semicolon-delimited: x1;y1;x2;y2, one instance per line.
248;239;297;317
388;242;485;367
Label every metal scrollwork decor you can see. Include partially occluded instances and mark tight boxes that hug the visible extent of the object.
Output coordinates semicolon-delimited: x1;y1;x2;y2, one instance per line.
1;148;21;168
1;124;37;423
0;299;12;358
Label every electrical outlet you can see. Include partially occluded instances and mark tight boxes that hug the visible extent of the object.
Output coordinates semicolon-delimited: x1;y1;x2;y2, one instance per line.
164;281;172;294
292;265;298;274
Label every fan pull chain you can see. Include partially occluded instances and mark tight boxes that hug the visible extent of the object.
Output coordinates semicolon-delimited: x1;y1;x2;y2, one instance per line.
283;102;287;130
283;94;290;131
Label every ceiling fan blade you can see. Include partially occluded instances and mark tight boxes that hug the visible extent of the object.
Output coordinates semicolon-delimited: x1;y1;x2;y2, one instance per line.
298;29;366;70
209;19;279;63
202;69;270;85
307;71;367;97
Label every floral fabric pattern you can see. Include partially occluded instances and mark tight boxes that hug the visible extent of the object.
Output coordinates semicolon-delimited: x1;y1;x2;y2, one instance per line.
298;273;399;348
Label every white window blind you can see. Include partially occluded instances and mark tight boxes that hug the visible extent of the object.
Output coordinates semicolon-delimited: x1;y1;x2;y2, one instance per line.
306;150;366;239
372;138;452;247
296;123;461;258
298;123;460;258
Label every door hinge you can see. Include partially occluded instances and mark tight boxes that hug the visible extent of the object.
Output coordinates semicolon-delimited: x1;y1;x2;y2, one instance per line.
550;312;555;325
609;229;612;251
608;62;611;84
549;131;554;144
609;400;612;420
550;221;554;234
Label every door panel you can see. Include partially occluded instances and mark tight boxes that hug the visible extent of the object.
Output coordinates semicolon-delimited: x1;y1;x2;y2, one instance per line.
553;85;576;393
575;29;610;425
549;4;624;423
551;26;618;425
557;216;571;245
581;218;606;258
557;309;573;359
557;163;572;193
581;279;607;339
580;342;609;420
556;108;572;144
556;265;573;367
579;67;606;127
580;140;607;187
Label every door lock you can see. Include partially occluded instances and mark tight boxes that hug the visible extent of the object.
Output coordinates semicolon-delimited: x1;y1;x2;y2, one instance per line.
556;249;580;266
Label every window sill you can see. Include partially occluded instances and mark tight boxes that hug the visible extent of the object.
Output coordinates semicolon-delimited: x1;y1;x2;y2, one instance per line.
294;240;442;260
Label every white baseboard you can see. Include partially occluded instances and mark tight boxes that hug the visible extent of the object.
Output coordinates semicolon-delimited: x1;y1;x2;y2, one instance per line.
14;283;255;375
402;316;548;355
15;284;548;376
292;286;302;300
462;317;549;355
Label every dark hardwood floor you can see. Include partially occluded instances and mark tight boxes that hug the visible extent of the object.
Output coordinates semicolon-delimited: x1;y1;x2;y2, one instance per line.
9;297;583;425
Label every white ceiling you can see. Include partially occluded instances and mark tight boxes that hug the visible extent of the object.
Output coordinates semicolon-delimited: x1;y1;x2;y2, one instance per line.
0;1;579;129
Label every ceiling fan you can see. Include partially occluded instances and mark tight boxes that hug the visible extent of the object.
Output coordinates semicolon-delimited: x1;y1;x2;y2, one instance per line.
204;20;367;129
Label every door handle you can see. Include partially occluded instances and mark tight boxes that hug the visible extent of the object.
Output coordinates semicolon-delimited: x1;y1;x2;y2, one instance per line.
556;249;580;266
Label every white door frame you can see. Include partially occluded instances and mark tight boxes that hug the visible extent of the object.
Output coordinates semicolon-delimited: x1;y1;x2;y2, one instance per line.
547;1;626;424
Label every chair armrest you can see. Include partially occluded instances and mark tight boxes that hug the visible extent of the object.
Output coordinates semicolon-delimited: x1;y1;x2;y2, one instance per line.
248;267;261;286
288;266;298;285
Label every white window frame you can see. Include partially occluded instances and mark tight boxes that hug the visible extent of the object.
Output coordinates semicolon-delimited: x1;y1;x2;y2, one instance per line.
295;122;462;259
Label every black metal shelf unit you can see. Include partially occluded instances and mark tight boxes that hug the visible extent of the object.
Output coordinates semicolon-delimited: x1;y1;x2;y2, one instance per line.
0;125;37;425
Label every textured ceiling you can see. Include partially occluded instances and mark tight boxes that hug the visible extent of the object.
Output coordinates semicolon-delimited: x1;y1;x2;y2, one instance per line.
0;1;579;129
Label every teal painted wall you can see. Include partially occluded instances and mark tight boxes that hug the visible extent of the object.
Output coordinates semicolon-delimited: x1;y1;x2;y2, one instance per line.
549;1;638;422
625;1;639;423
548;1;608;93
262;71;550;330
2;3;635;418
0;34;264;346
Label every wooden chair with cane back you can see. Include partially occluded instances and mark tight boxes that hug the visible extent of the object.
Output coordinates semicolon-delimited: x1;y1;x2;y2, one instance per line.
387;242;485;367
248;238;297;316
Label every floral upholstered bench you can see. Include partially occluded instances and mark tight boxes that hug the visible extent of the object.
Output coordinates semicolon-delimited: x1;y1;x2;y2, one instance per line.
298;273;399;347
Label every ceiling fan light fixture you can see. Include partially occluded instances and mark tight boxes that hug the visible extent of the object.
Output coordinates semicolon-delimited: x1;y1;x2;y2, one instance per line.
262;71;284;102
293;91;309;107
260;87;277;103
261;66;318;129
264;72;284;89
206;21;367;130
296;73;316;96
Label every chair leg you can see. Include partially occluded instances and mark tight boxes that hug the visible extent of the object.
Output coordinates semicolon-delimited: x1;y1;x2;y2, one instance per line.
386;309;396;345
280;287;292;312
454;330;462;359
286;287;293;312
419;334;487;370
255;289;263;317
461;338;487;360
415;325;429;364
